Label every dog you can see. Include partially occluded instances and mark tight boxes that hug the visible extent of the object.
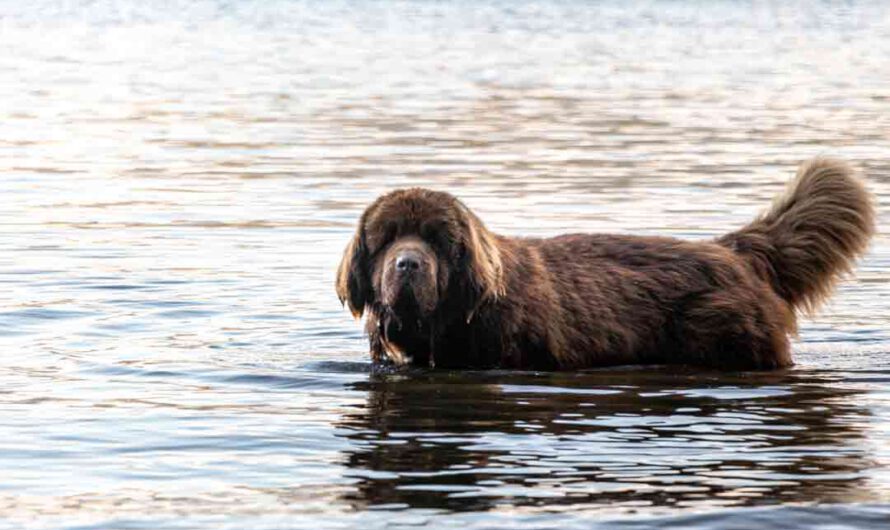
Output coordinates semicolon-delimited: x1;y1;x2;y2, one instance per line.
336;159;874;370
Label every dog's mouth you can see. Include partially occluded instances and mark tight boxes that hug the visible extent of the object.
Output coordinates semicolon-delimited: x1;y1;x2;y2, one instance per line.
378;304;434;368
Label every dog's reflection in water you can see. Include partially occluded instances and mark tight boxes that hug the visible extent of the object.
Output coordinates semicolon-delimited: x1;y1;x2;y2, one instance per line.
337;368;874;513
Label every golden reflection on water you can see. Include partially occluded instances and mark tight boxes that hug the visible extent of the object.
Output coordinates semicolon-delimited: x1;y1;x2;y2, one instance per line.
1;1;890;528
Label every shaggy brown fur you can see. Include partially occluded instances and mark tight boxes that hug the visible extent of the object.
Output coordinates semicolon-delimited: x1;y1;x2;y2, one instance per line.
336;158;874;370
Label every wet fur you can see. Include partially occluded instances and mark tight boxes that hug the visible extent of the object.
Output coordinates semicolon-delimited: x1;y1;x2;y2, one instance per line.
336;158;874;370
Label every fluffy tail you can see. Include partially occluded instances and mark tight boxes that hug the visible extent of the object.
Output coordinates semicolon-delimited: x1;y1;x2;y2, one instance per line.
718;158;875;314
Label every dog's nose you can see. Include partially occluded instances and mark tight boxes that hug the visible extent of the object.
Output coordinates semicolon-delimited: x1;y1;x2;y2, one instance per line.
395;252;421;273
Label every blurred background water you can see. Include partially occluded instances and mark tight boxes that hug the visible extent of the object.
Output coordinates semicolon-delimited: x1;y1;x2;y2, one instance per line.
2;1;890;528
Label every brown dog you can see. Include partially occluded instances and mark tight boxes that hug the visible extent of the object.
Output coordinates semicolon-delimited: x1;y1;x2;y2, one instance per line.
336;159;874;370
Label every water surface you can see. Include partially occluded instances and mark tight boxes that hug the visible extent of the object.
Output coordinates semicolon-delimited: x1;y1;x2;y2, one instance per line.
2;1;890;528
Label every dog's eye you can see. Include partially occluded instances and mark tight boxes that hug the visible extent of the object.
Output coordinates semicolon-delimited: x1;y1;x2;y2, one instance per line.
383;224;397;245
367;223;397;255
420;225;437;242
421;225;451;250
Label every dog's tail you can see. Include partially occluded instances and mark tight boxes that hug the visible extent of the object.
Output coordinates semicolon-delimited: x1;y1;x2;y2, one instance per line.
717;158;874;314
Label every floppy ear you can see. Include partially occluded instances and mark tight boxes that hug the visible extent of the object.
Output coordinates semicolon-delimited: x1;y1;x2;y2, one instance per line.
335;224;371;318
457;203;505;322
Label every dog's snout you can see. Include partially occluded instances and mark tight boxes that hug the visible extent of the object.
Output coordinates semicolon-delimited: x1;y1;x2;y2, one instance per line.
380;237;438;316
395;252;421;273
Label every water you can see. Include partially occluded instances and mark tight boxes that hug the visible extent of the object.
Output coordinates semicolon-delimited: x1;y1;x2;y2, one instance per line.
2;1;890;528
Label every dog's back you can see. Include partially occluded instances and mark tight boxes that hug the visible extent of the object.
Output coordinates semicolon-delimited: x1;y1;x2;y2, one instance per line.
513;158;875;370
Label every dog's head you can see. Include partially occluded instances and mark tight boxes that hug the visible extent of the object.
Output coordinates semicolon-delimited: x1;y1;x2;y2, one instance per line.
336;188;504;366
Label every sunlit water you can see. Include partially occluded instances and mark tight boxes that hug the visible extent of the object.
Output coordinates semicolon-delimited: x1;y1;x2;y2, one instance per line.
2;1;890;528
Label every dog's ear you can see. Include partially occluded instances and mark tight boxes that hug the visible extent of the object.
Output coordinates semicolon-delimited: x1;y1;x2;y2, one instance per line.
336;222;371;318
457;202;505;322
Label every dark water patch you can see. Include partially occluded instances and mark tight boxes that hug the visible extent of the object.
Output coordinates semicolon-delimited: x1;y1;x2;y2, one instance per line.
301;361;373;374
154;309;219;319
79;362;366;392
82;284;150;291
334;368;879;513
0;308;94;322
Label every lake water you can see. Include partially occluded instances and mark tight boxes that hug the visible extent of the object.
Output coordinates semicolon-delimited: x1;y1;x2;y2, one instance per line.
2;1;890;528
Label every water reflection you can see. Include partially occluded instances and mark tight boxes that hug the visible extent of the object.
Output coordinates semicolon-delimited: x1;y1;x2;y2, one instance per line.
340;369;875;513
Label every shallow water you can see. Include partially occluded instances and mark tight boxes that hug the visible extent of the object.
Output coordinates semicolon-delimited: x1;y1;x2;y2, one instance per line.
2;1;890;528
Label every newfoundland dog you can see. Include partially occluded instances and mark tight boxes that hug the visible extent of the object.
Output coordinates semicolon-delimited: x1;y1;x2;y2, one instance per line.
336;159;874;370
